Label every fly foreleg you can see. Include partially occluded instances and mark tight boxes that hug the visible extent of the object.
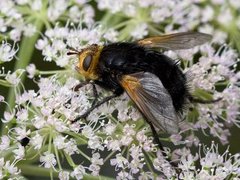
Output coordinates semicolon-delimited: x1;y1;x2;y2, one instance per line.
72;93;118;123
189;96;222;104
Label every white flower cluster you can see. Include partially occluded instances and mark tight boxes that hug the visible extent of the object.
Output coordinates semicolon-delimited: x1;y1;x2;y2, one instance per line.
0;0;240;179
164;44;240;145
97;0;240;45
1;75;168;178
0;0;94;41
177;143;240;179
35;23;104;67
35;22;121;67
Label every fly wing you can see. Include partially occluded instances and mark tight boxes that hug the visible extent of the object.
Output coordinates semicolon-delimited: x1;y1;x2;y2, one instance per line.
137;32;212;50
120;72;179;134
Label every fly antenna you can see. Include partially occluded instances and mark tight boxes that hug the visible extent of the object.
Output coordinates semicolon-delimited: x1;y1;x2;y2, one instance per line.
67;46;81;55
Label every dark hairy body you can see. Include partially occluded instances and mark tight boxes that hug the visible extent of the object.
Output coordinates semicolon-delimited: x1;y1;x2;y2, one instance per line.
97;42;189;113
70;32;214;171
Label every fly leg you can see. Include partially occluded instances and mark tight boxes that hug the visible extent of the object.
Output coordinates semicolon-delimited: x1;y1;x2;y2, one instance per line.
64;81;91;106
90;81;98;107
189;96;222;104
72;93;118;123
148;121;166;155
147;121;177;168
72;81;90;91
72;78;124;123
73;81;98;106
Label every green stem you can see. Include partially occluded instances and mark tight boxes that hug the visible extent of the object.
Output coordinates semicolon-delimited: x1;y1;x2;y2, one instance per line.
54;146;62;170
0;79;12;87
64;152;76;167
103;150;116;163
143;150;154;173
78;148;91;161
64;131;88;144
7;19;44;107
101;11;125;29
148;25;163;36
3;20;44;135
19;164;115;179
38;70;71;75
19;164;59;178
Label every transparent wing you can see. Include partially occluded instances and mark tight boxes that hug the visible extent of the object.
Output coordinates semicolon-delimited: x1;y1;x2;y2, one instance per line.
120;72;180;134
137;32;212;50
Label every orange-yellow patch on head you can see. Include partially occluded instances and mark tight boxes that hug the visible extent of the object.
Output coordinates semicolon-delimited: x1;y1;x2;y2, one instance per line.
75;44;103;80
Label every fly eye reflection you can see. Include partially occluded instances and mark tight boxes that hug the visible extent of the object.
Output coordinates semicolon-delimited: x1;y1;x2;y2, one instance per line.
82;55;92;71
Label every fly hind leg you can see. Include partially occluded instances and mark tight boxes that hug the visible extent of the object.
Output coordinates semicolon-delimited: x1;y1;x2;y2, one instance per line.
189;96;222;104
148;121;178;167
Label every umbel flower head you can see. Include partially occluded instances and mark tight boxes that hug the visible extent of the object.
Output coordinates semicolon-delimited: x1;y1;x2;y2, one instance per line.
0;0;240;179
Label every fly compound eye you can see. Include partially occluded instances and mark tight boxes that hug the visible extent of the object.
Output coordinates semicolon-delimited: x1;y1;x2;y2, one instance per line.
82;55;92;71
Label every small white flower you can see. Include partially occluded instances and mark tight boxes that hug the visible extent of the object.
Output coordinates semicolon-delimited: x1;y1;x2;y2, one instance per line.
103;122;116;135
139;172;153;180
2;111;15;123
170;134;182;145
123;124;135;136
91;153;103;166
217;9;233;25
64;139;79;155
117;171;133;180
53;135;66;150
0;41;18;62
35;38;49;50
201;6;214;22
26;64;36;79
59;170;70;180
106;139;121;151
30;133;43;150
16;108;28;121
31;0;42;11
14;126;31;141
88;136;104;150
55;55;69;67
23;23;36;37
4;160;21;175
69;6;82;22
110;153;129;170
0;135;10;151
151;7;171;23
130;23;148;39
13;144;25;160
40;151;57;168
71;165;86;180
82;5;95;26
0;157;4;167
121;135;133;146
0;95;4;102
32;116;46;129
89;164;101;176
82;125;94;138
10;28;22;41
5;69;25;86
47;0;68;22
103;29;119;42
